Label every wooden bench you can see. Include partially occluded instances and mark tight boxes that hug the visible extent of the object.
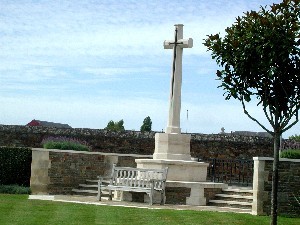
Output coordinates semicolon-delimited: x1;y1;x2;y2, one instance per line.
97;164;168;205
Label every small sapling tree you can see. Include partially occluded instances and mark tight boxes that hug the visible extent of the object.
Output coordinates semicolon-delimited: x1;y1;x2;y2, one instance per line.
204;1;300;224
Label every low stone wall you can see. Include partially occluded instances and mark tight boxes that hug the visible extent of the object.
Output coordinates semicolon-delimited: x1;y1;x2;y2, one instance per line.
0;125;276;160
30;148;152;195
252;157;300;217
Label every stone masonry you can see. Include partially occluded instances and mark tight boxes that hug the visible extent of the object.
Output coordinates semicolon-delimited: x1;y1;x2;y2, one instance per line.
252;157;300;217
30;148;151;195
0;125;275;160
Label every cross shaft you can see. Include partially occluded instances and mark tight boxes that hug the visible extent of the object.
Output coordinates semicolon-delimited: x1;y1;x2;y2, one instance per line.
163;24;193;134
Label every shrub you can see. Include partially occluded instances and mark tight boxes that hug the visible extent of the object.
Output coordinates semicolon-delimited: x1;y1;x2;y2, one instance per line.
0;147;32;186
280;149;300;159
0;185;31;194
42;136;91;151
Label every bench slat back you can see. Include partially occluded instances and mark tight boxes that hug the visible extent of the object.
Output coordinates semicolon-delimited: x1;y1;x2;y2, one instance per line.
110;164;168;190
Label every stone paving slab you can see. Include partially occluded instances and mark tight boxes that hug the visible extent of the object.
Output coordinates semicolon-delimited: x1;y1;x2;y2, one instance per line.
28;195;252;214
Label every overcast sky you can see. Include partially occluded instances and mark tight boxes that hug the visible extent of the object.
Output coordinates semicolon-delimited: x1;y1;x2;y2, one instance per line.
0;0;298;138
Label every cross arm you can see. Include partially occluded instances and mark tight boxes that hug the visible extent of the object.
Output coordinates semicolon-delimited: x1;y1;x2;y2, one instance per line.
163;38;193;49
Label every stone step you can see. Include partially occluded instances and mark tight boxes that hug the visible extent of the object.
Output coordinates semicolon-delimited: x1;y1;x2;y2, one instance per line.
86;179;98;182
209;199;252;209
223;188;253;193
72;178;112;197
79;184;98;188
86;179;110;184
72;189;98;195
210;199;252;206
221;189;253;196
214;194;253;202
72;188;111;195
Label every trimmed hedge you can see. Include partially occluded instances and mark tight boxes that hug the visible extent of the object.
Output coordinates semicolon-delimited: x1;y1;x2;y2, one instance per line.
0;185;31;194
280;149;300;159
0;147;32;186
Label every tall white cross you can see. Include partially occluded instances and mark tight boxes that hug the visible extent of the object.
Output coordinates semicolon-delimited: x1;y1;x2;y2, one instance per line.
164;24;193;134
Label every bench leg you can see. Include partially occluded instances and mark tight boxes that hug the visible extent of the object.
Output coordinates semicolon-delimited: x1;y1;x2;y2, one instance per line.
149;192;153;205
149;183;154;205
160;191;165;205
97;181;101;201
109;190;112;201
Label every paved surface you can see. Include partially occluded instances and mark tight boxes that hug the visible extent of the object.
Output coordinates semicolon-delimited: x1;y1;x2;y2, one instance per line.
28;195;253;214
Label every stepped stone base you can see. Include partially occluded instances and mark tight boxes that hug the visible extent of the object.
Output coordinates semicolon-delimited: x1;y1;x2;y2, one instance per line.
113;181;227;206
135;159;209;182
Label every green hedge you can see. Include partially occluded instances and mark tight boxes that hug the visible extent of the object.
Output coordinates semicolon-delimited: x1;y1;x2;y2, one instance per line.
0;147;32;186
0;185;31;194
280;149;300;159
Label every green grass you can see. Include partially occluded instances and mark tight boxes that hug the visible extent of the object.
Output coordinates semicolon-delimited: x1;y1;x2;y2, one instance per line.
0;195;299;225
280;149;300;159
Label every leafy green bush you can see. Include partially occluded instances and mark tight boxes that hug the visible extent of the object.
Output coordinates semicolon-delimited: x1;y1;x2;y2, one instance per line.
42;136;91;151
0;185;31;194
0;147;32;186
280;149;300;159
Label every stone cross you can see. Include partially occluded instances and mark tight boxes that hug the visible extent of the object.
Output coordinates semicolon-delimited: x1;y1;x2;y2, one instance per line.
164;24;193;134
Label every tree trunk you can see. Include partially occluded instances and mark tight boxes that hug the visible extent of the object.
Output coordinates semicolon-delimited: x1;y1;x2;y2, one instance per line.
270;131;281;225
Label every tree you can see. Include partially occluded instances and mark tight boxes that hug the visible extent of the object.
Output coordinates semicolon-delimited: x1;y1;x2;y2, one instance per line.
204;1;300;224
105;119;125;132
140;116;152;132
289;134;300;141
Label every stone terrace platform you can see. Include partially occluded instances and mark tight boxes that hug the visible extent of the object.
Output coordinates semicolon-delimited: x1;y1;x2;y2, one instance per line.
28;194;252;214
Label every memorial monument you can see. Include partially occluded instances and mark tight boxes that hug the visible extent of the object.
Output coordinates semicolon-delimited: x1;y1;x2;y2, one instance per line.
135;25;227;205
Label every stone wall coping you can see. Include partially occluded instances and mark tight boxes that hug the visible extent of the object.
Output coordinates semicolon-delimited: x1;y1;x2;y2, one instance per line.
135;158;209;166
253;156;300;162
32;148;153;158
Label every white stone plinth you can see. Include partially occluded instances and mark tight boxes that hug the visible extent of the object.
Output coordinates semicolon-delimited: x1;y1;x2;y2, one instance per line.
166;181;228;206
135;159;209;182
153;133;191;160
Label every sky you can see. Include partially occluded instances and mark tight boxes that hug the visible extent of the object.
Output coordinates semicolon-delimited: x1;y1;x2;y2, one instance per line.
0;0;299;138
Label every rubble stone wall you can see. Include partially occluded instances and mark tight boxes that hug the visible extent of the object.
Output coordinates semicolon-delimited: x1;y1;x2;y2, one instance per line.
0;125;275;159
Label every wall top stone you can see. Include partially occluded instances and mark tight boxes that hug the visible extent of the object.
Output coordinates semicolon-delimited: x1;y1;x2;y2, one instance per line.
0;125;277;159
253;156;300;162
32;148;153;158
0;125;275;142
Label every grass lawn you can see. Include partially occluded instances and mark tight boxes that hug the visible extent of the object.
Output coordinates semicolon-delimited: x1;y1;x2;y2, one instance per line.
0;194;299;225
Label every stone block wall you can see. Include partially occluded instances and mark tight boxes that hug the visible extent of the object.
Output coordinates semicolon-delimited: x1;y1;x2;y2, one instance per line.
30;148;151;195
0;125;276;160
47;151;106;194
252;157;300;217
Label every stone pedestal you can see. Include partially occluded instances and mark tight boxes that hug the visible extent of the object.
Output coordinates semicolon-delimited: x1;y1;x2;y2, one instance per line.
135;128;211;205
135;159;208;182
153;133;191;160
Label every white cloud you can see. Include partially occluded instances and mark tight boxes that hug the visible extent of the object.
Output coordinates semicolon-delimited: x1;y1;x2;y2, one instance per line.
1;0;297;139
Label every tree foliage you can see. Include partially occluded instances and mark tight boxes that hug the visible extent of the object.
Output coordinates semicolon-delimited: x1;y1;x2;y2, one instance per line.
289;134;300;141
204;0;300;136
140;116;152;132
204;1;300;224
105;120;125;132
